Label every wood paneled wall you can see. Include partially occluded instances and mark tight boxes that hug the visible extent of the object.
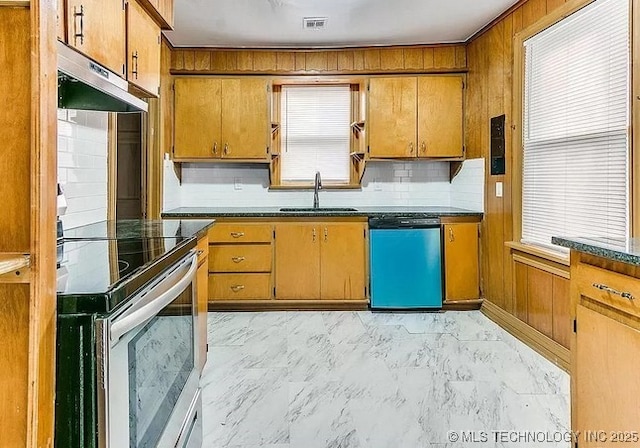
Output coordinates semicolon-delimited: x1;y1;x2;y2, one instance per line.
465;0;571;312
170;45;467;74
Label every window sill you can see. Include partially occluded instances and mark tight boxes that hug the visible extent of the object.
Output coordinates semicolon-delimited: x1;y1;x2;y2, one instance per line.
505;241;570;267
269;184;362;191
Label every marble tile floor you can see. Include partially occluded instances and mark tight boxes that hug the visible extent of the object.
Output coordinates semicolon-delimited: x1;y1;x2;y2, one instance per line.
201;311;570;448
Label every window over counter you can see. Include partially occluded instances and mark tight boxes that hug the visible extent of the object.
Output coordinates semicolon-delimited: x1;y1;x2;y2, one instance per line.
270;81;366;188
517;0;630;252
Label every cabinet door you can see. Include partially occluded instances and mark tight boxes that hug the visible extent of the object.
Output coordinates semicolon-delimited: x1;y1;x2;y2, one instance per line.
443;223;479;301
174;78;222;159
221;78;269;159
57;0;66;41
196;259;208;372
368;77;417;158
274;223;320;299
127;0;161;96
575;305;640;446
320;223;367;300
527;267;553;338
417;76;463;157
66;0;126;77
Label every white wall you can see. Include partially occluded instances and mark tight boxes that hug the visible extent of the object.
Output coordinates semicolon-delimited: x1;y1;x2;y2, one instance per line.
164;158;485;211
57;110;109;230
450;158;485;212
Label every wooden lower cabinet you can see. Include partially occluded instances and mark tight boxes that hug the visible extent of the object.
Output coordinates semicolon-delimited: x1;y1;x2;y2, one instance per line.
274;221;367;301
443;223;479;301
209;273;271;300
571;254;640;445
274;223;321;300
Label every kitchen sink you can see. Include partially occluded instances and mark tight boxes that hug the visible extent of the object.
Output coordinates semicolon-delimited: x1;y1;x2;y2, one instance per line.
279;207;358;212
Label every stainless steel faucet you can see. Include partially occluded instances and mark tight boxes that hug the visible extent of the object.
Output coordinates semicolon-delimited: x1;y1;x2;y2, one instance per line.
313;171;322;209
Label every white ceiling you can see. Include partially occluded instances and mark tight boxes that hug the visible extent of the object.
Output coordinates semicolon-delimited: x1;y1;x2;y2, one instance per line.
165;0;521;48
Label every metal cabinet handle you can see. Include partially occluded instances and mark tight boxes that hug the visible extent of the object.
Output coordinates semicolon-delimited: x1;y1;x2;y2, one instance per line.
196;249;205;256
592;283;634;301
231;256;246;263
312;228;316;242
324;227;328;242
224;143;229;155
131;51;139;79
213;142;217;155
421;141;426;153
73;5;84;45
230;285;245;292
449;228;455;242
230;232;245;238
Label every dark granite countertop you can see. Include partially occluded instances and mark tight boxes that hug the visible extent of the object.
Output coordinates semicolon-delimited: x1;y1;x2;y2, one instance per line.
64;219;215;240
552;236;640;266
161;206;482;219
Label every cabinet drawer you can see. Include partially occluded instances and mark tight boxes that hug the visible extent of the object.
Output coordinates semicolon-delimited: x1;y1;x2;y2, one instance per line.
209;274;271;300
196;236;208;265
576;262;640;319
209;244;272;272
208;224;272;243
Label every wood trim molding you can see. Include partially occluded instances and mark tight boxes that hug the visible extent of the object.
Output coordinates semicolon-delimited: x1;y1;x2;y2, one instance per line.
506;241;570;266
481;299;570;372
28;0;58;446
208;299;369;311
512;253;570;279
170;45;467;75
0;1;30;6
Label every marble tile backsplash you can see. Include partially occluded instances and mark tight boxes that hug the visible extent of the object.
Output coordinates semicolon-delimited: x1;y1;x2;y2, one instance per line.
57;110;109;230
164;158;485;211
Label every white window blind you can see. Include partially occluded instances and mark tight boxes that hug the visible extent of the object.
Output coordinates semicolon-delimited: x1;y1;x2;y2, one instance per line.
281;85;351;183
522;0;630;251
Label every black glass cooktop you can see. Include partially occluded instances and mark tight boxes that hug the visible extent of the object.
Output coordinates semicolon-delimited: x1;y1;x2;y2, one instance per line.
63;219;214;240
57;237;195;314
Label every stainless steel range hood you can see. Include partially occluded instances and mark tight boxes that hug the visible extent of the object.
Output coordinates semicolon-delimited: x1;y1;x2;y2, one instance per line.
57;42;148;113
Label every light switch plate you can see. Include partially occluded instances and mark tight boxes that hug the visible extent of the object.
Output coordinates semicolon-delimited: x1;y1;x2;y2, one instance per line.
496;182;503;198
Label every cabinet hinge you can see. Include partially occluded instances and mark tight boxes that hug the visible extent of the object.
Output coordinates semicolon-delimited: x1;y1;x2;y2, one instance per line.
462;81;465;89
573;318;577;333
575;441;578;448
462;146;466;155
171;146;175;157
363;228;366;238
367;145;370;153
158;35;161;45
273;287;276;297
273;229;276;239
122;64;125;75
364;286;367;297
206;343;209;352
266;146;269;154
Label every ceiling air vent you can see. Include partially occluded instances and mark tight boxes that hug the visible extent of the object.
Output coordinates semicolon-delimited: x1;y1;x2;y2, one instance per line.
303;17;328;30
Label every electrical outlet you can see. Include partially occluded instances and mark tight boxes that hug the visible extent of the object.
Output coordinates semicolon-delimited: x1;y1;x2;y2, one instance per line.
234;178;242;190
496;182;503;198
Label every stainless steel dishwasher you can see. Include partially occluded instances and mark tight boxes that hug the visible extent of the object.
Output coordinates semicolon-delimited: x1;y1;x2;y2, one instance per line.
369;217;443;309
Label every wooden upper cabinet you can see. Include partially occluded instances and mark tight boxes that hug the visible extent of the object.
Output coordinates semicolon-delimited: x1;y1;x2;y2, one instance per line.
443;223;479;301
127;0;161;96
174;78;222;159
368;77;417;158
417;76;464;157
173;78;270;161
274;223;321;300
368;75;464;159
221;78;270;159
320;223;366;300
66;0;126;77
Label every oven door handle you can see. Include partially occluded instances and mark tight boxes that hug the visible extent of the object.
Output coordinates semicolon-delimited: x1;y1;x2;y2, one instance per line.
110;253;198;342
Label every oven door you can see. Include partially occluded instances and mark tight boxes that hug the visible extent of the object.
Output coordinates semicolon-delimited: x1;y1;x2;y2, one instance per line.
96;251;200;448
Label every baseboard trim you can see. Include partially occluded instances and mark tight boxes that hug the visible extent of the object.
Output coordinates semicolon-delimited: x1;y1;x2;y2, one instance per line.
481;300;570;373
208;299;369;311
443;299;483;311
